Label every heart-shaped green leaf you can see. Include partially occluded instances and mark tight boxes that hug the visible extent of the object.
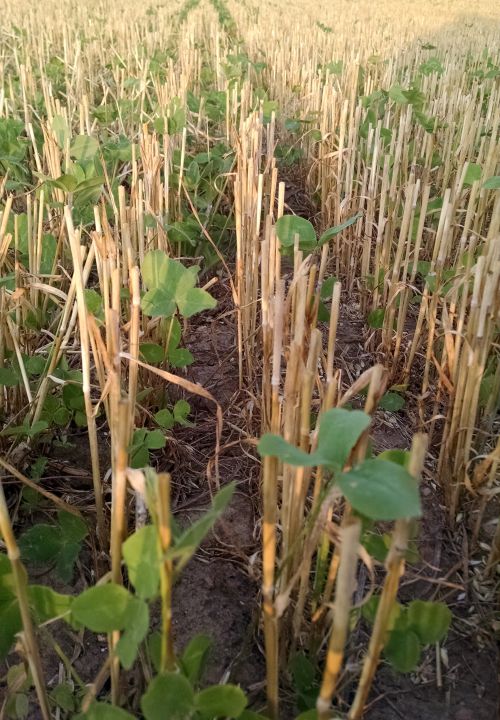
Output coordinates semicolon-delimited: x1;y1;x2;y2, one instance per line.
258;434;314;466
29;586;72;623
338;459;421;520
483;176;500;190
115;597;149;669
384;629;421;672
194;684;247;718
77;702;136;719
141;287;177;318
141;673;194;720
123;525;160;599
180;634;212;685
315;408;371;470
70;135;99;162
71;584;134;632
407;600;451;644
275;215;316;252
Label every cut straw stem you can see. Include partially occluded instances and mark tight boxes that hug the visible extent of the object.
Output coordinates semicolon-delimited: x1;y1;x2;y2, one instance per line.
317;516;361;719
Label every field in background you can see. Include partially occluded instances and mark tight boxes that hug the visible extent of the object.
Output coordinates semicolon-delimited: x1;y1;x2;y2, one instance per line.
0;0;499;718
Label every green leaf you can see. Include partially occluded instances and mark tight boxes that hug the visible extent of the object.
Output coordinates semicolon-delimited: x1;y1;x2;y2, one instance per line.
377;450;410;468
141;251;216;319
367;308;385;328
483;176;500;190
74;410;88;428
290;653;315;694
70;135;99;162
142;249;182;290
155;409;175;430
54;173;78;192
362;532;390;563
479;374;496;408
384;629;421;672
140;343;165;364
141;673;195;720
116;597;149;669
180;634;212;684
71;584;134;632
0;559;22;662
84;289;103;316
257;434;314;466
315;408;371;471
463;163;482;187
275;215;316;252
388;85;409;104
18;525;61;563
166;316;182;350
176;285;217;319
29;585;72;623
362;595;402;629
318;212;362;245
285;118;301;132
0;272;15;290
258;410;370;471
30;456;48;479
56;542;82;583
146;632;161;673
338;459;421;520
320;276;338;300
63;383;85;411
58;511;88;542
142;287;177;318
419;57;443;76
185;160;200;189
131;429;147;446
40;234;57;274
317;300;330;323
169;348;194;367
378;392;405;411
51;115;70;148
173;399;192;426
1;420;48;438
123;526;160;599
130;444;150;469
10;693;29;719
145;429;167;450
194;685;247;718
0;367;20;386
79;702;136;719
51;683;76;712
168;484;235;571
407;600;451;644
24;355;47;376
